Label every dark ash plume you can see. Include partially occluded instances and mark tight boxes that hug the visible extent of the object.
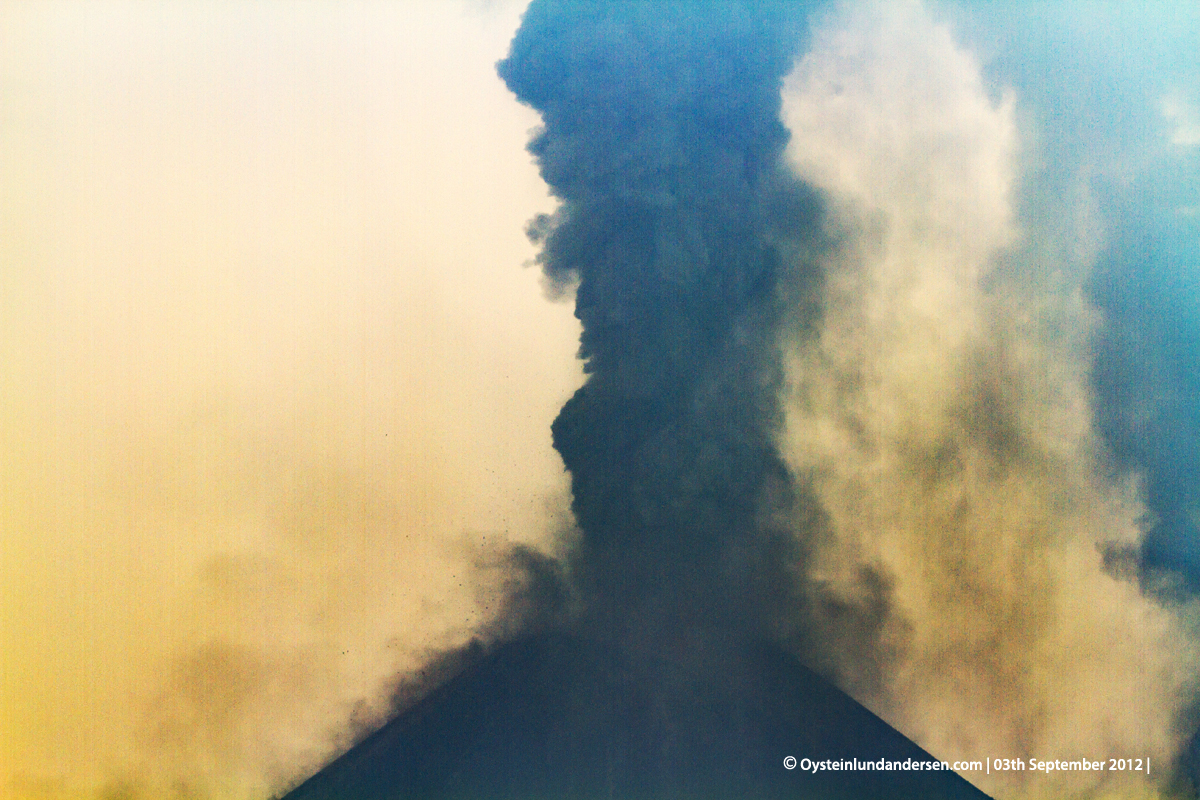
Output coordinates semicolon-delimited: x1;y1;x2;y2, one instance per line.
279;5;995;798
498;0;821;653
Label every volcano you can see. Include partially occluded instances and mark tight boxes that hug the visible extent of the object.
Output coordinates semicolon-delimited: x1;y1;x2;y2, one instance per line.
279;631;990;800
280;3;995;798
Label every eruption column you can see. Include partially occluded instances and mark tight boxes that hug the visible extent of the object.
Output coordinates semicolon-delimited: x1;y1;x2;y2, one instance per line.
277;5;995;798
498;0;814;654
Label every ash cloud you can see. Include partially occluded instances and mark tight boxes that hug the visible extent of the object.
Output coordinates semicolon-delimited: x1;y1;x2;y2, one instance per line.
9;2;1200;800
497;0;823;656
779;2;1200;797
495;3;1200;798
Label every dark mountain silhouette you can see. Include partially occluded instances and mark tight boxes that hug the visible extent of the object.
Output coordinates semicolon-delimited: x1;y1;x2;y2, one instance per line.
279;631;992;800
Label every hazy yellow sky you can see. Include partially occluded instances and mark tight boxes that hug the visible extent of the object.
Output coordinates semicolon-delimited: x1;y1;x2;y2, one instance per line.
0;2;582;796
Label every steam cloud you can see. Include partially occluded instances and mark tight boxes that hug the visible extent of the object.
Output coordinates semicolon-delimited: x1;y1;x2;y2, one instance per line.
777;3;1200;798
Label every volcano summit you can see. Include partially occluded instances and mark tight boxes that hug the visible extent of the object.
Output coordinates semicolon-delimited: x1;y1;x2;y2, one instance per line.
280;3;991;798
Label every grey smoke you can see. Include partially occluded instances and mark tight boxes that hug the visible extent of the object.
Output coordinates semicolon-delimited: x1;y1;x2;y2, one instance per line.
778;3;1200;797
497;0;822;657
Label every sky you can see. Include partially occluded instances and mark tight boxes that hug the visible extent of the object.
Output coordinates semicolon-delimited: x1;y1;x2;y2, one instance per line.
2;2;1200;799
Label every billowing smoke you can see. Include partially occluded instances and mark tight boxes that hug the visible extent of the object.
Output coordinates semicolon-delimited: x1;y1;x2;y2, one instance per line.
778;2;1200;798
496;2;1200;797
7;2;1200;800
497;0;819;658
